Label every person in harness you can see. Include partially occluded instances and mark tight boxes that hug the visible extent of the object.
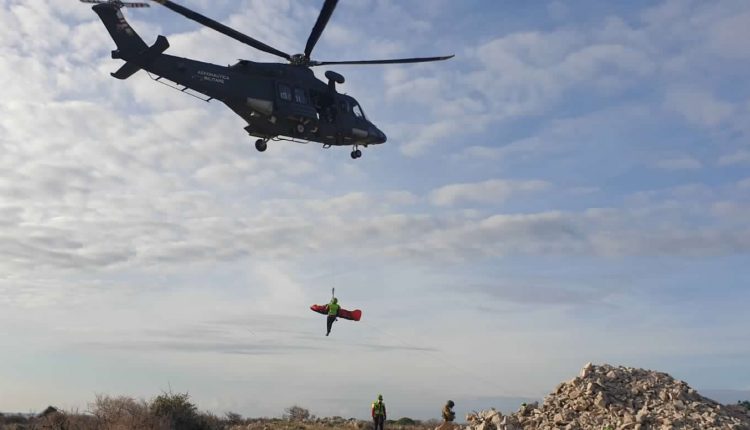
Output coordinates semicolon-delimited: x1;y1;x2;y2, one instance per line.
326;297;340;336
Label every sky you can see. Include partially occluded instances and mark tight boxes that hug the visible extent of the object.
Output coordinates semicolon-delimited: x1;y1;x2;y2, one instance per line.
1;0;749;421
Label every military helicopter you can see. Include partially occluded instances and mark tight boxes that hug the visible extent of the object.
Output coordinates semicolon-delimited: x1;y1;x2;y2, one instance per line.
87;0;453;159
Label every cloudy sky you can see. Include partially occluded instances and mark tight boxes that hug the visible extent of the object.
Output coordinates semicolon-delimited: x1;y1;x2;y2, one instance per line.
1;0;749;420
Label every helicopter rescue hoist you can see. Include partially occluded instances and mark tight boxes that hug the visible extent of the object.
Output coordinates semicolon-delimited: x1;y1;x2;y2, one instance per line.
84;0;453;159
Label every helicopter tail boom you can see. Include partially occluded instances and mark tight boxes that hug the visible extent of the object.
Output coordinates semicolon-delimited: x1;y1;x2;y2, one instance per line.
92;4;147;52
93;4;170;80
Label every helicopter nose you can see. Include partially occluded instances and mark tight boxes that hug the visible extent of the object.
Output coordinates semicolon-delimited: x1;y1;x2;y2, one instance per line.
370;126;387;144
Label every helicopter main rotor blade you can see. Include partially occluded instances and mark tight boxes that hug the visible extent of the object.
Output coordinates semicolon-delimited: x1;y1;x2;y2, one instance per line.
311;54;455;66
80;0;150;7
304;0;338;60
151;0;292;61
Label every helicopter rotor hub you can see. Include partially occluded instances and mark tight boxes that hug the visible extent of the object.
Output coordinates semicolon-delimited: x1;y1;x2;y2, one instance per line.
290;54;310;66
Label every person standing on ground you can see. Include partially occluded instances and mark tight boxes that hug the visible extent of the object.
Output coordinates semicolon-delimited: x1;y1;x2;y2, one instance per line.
372;394;386;430
326;296;340;336
442;400;455;422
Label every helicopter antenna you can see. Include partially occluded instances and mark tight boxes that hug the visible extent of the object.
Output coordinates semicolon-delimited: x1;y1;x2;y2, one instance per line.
80;0;150;8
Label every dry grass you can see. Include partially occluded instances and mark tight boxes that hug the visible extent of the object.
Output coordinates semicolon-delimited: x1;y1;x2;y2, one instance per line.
0;397;437;430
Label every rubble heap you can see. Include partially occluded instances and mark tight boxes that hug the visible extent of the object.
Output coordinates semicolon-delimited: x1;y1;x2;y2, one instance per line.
465;363;750;430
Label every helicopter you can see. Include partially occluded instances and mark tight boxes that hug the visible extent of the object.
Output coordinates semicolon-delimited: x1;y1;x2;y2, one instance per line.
87;0;453;159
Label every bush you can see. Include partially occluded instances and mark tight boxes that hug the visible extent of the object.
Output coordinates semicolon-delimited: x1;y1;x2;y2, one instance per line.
34;408;97;430
150;391;209;430
739;400;750;410
0;413;30;425
90;394;169;429
225;411;244;424
283;405;311;422
395;417;420;425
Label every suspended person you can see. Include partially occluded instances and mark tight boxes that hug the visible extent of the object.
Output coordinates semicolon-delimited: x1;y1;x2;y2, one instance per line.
310;294;361;334
326;296;340;336
371;394;386;430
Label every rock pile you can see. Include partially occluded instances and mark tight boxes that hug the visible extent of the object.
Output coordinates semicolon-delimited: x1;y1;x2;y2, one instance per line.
465;363;750;430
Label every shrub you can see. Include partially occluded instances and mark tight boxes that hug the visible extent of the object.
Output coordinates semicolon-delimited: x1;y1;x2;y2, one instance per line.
395;417;420;425
150;391;206;430
90;394;169;429
0;413;30;425
739;400;750;410
33;408;97;430
283;405;311;422
225;411;244;424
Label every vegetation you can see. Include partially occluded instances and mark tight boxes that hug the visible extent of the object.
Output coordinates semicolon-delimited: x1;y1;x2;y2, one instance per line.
392;417;421;425
0;397;438;430
283;405;312;421
739;400;750;410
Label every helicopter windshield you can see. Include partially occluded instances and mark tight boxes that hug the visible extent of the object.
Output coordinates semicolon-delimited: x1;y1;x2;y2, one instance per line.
352;103;366;120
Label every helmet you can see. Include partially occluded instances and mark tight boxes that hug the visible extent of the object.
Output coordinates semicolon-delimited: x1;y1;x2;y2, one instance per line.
332;297;338;304
378;394;383;400
447;400;454;407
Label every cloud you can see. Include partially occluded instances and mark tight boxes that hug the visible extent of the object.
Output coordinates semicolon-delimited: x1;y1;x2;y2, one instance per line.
429;179;550;207
467;280;612;307
653;155;703;170
718;150;750;166
707;11;750;60
1;178;748;276
664;88;734;127
96;340;324;356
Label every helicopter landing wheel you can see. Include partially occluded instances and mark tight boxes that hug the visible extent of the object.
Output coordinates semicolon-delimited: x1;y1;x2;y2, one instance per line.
350;149;362;159
296;123;305;134
255;138;267;152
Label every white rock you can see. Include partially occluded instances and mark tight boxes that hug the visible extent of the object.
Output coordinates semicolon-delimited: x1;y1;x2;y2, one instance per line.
581;362;593;378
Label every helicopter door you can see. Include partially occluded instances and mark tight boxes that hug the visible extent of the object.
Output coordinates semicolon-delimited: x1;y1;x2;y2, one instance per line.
337;99;353;128
275;82;317;123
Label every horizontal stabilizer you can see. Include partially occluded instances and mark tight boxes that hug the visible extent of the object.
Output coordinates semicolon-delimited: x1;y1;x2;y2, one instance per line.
110;35;170;80
111;62;141;80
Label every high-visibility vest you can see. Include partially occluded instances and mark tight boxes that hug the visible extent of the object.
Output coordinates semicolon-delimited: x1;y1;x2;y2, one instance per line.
372;401;385;416
328;302;340;316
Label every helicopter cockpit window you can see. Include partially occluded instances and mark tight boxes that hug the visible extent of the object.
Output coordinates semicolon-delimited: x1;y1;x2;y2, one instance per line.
339;100;350;113
279;84;292;101
352;103;365;119
294;88;307;104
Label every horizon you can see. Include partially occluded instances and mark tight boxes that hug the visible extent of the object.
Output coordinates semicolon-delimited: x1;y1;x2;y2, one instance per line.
0;384;748;421
1;0;749;421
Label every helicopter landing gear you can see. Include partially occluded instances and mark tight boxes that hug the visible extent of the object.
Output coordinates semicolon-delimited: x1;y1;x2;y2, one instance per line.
255;138;268;152
350;148;362;159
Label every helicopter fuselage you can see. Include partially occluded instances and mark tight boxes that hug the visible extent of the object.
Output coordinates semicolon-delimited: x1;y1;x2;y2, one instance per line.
94;3;387;151
142;54;386;147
